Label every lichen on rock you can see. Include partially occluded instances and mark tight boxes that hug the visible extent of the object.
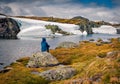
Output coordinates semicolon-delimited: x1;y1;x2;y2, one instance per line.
39;65;76;81
27;52;59;68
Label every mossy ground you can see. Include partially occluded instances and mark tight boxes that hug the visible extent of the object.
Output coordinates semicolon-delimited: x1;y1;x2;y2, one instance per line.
0;38;120;84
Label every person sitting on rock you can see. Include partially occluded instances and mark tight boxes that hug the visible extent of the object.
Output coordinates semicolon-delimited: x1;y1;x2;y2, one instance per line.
41;38;50;52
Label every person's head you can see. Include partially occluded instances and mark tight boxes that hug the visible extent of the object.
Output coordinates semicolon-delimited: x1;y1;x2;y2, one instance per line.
42;38;46;42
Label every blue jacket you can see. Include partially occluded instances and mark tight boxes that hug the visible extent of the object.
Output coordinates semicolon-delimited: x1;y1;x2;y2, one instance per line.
41;38;50;52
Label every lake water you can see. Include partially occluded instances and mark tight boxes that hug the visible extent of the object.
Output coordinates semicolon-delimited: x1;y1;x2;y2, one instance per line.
0;34;120;69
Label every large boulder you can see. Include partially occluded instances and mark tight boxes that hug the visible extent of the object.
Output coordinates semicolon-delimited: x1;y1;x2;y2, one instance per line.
56;42;78;48
0;17;20;39
39;65;76;81
116;28;120;34
106;51;120;58
106;51;120;64
27;52;59;68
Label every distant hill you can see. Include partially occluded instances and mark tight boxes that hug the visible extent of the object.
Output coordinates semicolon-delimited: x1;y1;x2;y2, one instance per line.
13;15;118;25
13;15;119;26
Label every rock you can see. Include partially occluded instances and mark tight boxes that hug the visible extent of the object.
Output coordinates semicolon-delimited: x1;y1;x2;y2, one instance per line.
56;42;78;49
90;73;102;82
96;42;102;46
0;17;20;39
101;41;111;44
0;67;13;73
0;63;4;65
106;51;119;58
27;52;59;68
89;39;95;41
79;24;93;34
97;38;103;42
39;65;76;81
96;40;111;46
116;29;120;34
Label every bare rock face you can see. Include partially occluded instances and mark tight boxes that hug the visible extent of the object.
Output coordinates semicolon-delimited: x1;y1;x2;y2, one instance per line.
39;65;76;81
56;42;78;49
27;52;59;68
0;18;20;39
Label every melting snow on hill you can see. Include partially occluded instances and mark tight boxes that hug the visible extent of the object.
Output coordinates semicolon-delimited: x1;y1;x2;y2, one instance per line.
92;25;117;34
12;17;117;38
12;17;84;37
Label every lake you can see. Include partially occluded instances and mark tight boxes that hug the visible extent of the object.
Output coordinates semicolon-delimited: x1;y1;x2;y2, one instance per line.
0;34;120;69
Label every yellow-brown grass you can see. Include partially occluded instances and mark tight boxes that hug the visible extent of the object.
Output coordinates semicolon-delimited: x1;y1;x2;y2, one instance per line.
0;39;120;84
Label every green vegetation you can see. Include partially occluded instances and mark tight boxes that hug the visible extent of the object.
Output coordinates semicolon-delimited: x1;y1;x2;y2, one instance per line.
0;38;120;84
45;24;70;35
45;25;61;34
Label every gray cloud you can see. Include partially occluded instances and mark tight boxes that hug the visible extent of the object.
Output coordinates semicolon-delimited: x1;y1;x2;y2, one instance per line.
0;0;120;23
0;0;73;4
0;5;13;15
0;2;47;16
41;3;120;23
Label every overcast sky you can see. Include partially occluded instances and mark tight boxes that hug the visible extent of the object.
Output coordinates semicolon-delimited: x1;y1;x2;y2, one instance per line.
0;0;120;23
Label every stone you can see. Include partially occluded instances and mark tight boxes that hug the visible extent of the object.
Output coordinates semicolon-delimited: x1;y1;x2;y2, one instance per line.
116;29;120;34
27;52;59;68
0;67;13;73
39;65;76;81
89;39;95;41
56;42;78;49
101;41;111;44
0;17;20;39
96;42;102;46
97;38;103;42
90;73;102;82
0;63;4;65
106;51;119;58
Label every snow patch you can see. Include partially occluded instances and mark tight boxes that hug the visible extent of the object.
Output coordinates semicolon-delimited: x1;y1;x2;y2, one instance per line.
17;26;52;37
54;33;63;36
82;31;87;35
92;25;117;34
